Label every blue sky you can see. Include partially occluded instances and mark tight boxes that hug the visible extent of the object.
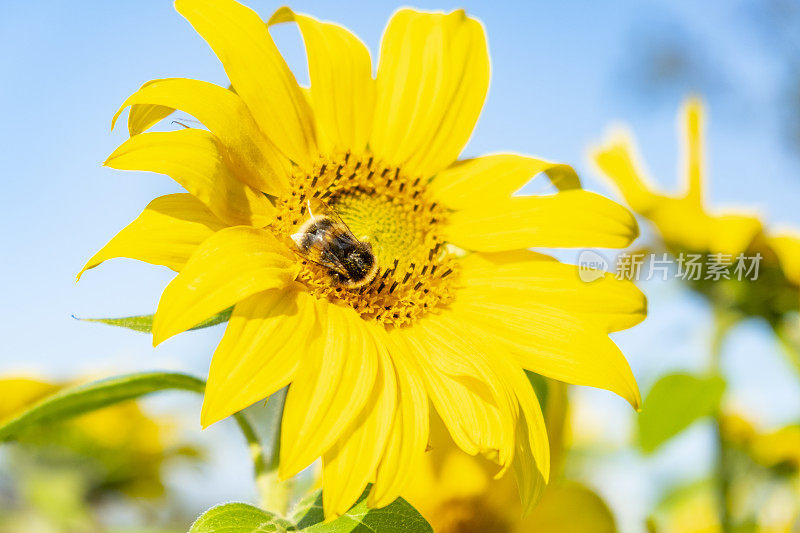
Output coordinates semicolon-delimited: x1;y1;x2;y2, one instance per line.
2;1;799;530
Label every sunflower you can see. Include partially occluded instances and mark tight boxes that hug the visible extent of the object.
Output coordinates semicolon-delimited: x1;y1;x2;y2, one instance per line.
591;97;800;330
79;0;644;518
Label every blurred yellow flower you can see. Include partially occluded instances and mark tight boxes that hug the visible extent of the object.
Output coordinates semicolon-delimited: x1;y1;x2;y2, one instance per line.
655;413;800;533
750;425;800;471
79;0;645;518
658;488;721;533
0;378;59;420
656;482;800;533
591;97;800;329
718;412;757;447
403;381;617;533
0;376;182;498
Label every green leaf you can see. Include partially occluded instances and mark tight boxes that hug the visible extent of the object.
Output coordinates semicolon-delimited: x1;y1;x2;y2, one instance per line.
190;503;295;533
293;486;432;533
0;372;205;442
75;307;232;333
0;371;270;507
189;488;433;533
637;372;726;454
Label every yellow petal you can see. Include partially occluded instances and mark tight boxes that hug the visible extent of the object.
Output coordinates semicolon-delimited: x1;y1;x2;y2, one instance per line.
396;314;551;513
113;77;289;195
591;128;661;215
175;0;317;168
201;286;319;428
128;105;173;136
448;326;550;511
105;129;274;227
541;379;568;477
127;80;174;135
450;297;641;409
152;226;298;345
0;378;60;422
502;361;550;514
369;345;430;508
642;198;761;256
430;154;581;210
279;302;378;479
321;332;397;519
396;314;518;471
446;190;639;252
371;9;489;178
770;233;800;286
78;193;226;280
750;425;800;468
401;415;526;526
460;251;647;333
682;96;705;205
268;7;374;155
706;213;763;256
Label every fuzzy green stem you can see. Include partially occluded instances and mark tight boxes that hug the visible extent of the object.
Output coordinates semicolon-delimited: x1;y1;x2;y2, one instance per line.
232;387;290;515
710;311;735;532
260;387;290;515
713;418;732;533
267;387;287;472
775;319;800;378
233;411;269;485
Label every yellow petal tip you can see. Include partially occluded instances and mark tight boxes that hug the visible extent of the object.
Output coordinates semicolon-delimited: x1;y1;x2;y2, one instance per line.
151;329;164;347
628;213;641;243
630;392;643;412
267;5;294;25
276;465;291;482
151;317;172;348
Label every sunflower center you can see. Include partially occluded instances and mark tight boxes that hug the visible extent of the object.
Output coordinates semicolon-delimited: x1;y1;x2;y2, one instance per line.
272;153;458;327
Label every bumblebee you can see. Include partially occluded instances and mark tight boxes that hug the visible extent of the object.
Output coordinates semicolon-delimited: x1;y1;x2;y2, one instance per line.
290;201;379;289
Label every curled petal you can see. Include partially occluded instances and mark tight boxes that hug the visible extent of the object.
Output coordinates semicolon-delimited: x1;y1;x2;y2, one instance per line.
105;129;274;227
431;154;580;210
113;77;289;195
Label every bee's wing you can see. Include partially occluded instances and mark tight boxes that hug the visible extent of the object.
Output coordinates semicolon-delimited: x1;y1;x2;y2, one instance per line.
290;219;351;276
290;234;350;276
314;200;366;244
293;248;349;276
